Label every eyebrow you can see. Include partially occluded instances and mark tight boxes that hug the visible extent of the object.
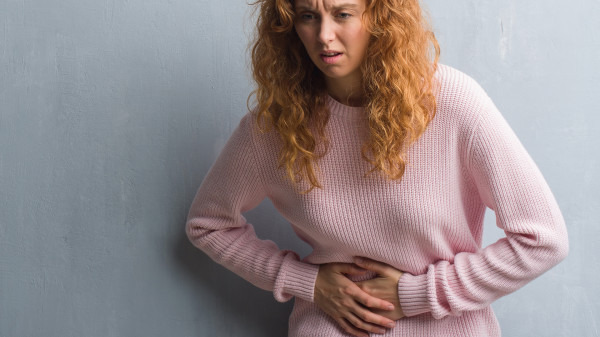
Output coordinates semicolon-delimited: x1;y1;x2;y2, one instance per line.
295;3;359;11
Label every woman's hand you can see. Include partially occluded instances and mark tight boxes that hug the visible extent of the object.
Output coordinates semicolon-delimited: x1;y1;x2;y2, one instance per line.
314;262;398;337
353;257;405;321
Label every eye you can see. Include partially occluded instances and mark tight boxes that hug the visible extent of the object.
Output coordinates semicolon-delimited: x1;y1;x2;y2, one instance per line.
299;13;316;21
337;12;353;19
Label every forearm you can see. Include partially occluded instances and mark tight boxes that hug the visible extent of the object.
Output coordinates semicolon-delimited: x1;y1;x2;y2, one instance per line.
186;218;319;302
185;113;319;302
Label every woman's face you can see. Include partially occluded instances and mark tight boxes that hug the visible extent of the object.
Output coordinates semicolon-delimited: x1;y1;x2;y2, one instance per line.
293;0;371;87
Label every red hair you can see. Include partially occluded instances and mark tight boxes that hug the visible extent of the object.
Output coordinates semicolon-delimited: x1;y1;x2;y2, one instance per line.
249;0;440;193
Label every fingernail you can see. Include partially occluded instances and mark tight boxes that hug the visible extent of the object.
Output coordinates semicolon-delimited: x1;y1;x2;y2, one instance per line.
354;257;364;264
387;322;396;328
387;305;394;310
376;328;386;334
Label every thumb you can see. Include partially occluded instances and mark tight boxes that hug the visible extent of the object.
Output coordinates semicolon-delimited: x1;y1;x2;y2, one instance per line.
333;262;368;276
353;257;391;276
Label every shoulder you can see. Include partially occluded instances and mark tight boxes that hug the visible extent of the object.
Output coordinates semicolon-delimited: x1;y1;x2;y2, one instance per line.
235;108;282;156
433;64;497;119
433;63;489;98
238;108;279;140
431;63;501;136
214;110;269;163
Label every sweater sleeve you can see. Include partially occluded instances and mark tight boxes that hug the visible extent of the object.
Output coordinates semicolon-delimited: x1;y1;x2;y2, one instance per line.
185;114;320;303
396;80;569;319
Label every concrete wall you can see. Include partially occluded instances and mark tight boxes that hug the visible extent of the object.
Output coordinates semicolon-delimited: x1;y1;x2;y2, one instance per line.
1;0;598;336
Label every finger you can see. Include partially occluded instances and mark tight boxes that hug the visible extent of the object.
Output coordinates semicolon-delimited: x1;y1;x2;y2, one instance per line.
353;257;391;275
336;317;369;337
355;280;384;298
345;312;388;335
333;263;368;276
345;284;395;310
353;304;396;328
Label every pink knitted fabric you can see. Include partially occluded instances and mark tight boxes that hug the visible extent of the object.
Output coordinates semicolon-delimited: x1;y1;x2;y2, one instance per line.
185;64;569;336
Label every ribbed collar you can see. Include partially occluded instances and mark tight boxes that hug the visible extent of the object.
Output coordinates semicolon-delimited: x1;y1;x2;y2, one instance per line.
326;95;367;120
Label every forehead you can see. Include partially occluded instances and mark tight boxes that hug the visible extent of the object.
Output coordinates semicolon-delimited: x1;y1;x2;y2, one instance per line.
294;0;365;11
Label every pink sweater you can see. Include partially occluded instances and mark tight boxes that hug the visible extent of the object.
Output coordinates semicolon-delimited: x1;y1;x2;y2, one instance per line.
186;64;569;336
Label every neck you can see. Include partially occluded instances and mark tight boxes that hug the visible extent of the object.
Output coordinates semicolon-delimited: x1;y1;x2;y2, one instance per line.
325;77;365;107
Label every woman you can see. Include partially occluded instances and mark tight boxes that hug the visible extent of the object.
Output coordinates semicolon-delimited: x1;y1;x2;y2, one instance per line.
185;0;569;336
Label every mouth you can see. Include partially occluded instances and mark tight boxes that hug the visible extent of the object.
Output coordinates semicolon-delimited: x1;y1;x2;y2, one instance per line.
321;50;342;56
320;50;343;64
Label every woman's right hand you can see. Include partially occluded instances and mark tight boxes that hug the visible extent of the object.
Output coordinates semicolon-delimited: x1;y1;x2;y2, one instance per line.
314;263;398;337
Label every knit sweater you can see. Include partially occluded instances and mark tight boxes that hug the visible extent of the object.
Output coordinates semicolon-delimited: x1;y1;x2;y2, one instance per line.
185;63;569;336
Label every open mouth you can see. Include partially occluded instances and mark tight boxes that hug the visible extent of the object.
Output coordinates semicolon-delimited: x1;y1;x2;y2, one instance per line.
320;51;343;64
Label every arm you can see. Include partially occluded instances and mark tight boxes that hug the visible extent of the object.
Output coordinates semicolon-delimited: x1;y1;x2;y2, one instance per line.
185;113;319;303
187;113;399;336
396;81;569;319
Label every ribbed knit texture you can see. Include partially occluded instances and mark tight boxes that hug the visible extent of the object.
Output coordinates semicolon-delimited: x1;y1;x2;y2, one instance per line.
185;64;569;337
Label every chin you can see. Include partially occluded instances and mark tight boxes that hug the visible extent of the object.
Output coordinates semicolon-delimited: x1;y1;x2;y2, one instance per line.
319;69;349;79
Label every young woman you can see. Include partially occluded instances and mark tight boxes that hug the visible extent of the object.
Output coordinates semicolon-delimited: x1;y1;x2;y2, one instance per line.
185;0;569;336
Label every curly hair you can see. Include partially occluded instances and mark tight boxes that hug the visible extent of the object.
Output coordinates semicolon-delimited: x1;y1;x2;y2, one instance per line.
248;0;440;193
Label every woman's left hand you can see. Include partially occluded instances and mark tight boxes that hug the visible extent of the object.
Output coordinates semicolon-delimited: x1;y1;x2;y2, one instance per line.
353;257;405;321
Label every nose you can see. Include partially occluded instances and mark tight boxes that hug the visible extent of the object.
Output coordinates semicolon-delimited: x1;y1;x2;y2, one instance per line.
317;17;335;45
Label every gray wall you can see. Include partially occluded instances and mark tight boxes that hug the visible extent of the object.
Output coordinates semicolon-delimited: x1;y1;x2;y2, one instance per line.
0;1;597;336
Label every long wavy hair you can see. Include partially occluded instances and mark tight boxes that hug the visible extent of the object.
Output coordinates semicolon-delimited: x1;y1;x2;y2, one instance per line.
249;0;440;193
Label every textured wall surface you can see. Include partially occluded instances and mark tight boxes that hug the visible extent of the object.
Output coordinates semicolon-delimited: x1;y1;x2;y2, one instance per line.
0;0;598;336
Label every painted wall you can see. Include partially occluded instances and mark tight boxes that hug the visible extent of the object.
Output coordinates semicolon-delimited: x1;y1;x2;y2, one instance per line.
1;0;598;336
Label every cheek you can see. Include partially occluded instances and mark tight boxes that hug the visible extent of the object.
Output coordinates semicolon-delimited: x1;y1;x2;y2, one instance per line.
354;29;371;53
294;26;313;47
344;24;368;43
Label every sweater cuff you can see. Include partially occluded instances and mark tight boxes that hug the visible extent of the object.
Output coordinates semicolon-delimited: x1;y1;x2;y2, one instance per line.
398;272;431;317
275;259;320;303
